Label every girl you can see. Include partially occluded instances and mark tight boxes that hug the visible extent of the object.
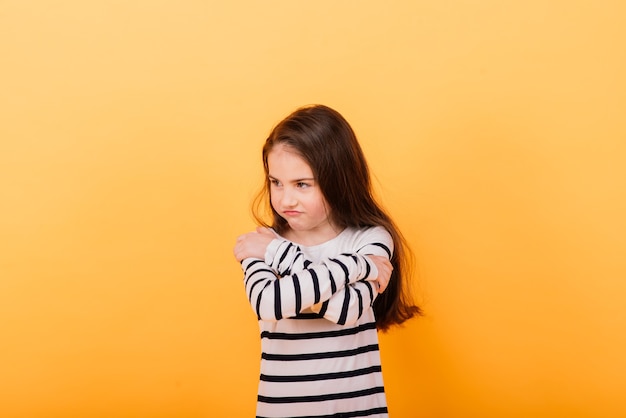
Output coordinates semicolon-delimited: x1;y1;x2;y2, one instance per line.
234;104;421;418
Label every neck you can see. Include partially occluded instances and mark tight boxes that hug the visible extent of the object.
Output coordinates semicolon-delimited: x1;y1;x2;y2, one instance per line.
284;224;343;247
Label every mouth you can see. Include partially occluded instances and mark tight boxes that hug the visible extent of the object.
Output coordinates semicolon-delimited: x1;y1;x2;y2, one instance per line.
282;210;301;216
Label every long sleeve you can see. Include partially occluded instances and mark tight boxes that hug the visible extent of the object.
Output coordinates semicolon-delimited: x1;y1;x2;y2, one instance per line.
310;280;377;325
255;227;394;325
241;251;378;321
309;234;394;325
263;238;306;277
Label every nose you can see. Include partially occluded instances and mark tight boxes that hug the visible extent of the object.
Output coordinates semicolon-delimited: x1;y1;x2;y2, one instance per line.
281;187;297;208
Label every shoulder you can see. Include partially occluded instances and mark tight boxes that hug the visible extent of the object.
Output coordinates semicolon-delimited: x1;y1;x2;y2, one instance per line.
340;226;394;258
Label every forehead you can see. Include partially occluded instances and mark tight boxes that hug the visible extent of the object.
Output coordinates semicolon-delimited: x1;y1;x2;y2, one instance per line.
267;144;314;179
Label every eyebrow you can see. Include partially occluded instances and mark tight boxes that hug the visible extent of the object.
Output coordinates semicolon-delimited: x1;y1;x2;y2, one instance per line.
268;175;315;182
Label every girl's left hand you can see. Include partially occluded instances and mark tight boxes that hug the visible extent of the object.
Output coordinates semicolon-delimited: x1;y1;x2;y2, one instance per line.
233;227;276;262
367;255;393;294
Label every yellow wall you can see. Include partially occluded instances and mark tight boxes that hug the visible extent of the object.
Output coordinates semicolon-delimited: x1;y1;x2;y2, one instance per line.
1;1;625;417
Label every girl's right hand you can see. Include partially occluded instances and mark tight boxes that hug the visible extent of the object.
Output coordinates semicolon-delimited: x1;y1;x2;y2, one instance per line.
233;227;276;262
367;255;393;294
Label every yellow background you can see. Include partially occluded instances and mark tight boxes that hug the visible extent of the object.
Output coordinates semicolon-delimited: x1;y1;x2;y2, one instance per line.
1;1;625;417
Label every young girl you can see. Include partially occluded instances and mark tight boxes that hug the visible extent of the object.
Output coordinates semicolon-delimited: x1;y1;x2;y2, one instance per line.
234;104;421;418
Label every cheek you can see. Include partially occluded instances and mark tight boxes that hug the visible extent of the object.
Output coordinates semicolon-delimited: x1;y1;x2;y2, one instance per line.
322;198;334;221
313;195;331;217
269;189;281;209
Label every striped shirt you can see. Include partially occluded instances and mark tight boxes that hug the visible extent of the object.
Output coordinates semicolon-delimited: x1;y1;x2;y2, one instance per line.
241;226;393;418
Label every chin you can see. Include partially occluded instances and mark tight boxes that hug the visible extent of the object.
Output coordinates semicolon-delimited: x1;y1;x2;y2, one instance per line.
287;223;308;232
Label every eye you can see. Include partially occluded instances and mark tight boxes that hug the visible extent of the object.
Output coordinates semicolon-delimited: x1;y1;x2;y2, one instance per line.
296;182;310;189
269;178;281;187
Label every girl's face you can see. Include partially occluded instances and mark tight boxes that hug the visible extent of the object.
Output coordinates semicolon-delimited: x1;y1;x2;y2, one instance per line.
267;144;338;246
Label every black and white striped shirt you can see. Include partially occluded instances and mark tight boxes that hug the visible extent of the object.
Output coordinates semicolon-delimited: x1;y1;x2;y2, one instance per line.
241;226;393;418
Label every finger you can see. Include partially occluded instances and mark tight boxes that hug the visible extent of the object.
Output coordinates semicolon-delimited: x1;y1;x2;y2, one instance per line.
379;278;389;293
378;281;386;294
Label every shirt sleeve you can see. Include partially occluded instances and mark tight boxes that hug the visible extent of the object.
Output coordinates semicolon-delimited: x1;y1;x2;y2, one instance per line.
309;280;378;325
263;238;306;277
310;226;394;325
241;250;379;322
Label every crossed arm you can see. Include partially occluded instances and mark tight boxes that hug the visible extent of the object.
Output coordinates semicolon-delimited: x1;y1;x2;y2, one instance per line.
234;227;393;324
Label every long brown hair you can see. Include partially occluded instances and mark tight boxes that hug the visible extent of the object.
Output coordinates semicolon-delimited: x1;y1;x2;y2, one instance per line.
253;104;421;331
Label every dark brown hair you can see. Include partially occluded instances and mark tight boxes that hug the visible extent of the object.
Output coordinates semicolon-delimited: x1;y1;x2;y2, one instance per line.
253;104;421;331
